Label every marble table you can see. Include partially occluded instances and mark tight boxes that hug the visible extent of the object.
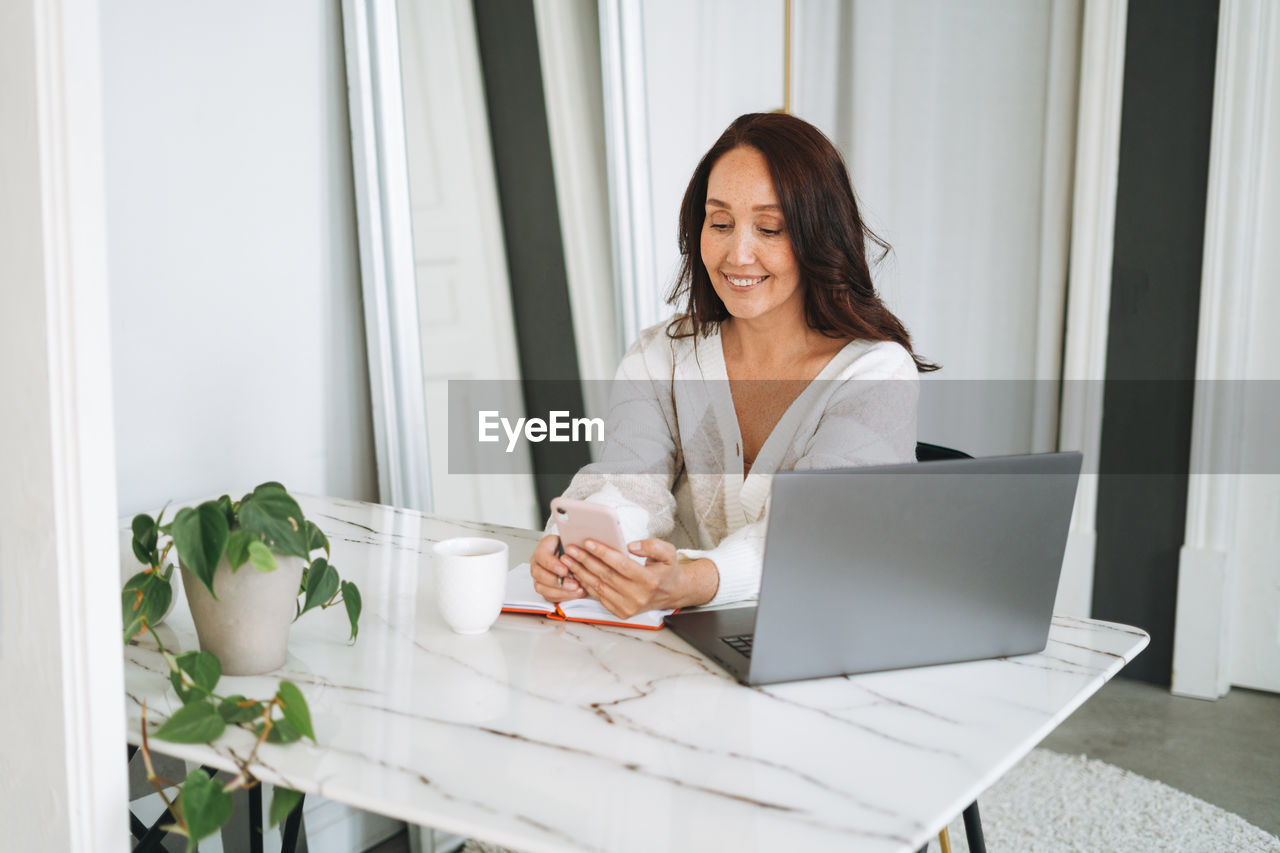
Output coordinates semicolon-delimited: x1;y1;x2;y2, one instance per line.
123;496;1149;853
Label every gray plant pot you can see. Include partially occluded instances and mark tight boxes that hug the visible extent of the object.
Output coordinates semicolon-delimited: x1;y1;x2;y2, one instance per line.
181;554;305;676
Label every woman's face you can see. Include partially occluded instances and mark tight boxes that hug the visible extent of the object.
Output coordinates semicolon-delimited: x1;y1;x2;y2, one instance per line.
700;146;803;326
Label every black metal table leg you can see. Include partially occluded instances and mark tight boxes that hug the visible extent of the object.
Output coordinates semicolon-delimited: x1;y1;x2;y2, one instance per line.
249;783;264;853
963;801;986;853
281;792;306;853
133;807;177;853
129;810;150;841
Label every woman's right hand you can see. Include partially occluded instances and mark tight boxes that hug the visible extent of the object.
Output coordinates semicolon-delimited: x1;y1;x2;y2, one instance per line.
529;533;586;603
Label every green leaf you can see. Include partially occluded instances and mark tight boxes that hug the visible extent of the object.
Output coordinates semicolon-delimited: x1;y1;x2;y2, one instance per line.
305;520;330;556
154;701;226;744
142;576;172;630
170;503;230;598
341;581;362;642
217;695;265;724
257;717;302;744
225;529;254;571
176;651;221;695
131;514;158;565
275;681;315;742
178;768;233;849
237;482;308;559
215;494;234;527
301;559;339;615
269;786;305;828
247;540;278;572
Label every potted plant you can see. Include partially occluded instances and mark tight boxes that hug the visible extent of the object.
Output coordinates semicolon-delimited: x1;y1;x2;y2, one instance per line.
124;481;361;674
122;481;363;848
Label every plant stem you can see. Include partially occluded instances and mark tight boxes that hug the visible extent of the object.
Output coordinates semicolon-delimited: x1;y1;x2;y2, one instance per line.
139;701;182;827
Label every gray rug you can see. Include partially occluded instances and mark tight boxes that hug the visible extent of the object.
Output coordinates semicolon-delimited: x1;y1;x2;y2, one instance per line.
460;748;1280;853
938;749;1280;852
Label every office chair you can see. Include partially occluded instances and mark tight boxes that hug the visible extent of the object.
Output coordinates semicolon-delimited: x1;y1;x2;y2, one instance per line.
916;441;973;462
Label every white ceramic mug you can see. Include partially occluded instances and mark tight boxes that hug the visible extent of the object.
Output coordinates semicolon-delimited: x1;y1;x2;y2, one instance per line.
432;537;508;634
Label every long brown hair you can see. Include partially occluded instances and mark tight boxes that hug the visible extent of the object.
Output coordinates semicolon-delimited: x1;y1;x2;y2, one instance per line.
669;112;938;372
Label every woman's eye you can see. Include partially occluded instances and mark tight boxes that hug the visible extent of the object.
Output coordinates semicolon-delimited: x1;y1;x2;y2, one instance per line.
759;227;782;237
708;223;731;232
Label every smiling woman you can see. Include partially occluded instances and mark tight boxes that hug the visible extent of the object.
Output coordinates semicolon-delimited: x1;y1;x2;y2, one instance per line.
527;112;932;620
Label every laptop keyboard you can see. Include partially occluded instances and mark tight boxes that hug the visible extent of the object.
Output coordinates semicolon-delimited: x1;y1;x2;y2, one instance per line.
721;634;753;658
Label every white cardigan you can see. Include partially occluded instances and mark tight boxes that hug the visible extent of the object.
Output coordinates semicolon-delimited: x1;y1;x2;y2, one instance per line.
557;317;919;606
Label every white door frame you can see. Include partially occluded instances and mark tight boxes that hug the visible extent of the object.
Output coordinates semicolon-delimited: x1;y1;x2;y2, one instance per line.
1054;0;1128;618
1171;0;1275;700
342;0;434;513
0;0;128;848
598;0;660;351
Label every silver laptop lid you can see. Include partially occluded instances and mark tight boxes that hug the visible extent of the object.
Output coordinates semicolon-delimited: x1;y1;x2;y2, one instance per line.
746;452;1083;684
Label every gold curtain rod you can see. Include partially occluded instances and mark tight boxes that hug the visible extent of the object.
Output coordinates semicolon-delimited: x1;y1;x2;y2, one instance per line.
773;0;792;114
784;0;792;114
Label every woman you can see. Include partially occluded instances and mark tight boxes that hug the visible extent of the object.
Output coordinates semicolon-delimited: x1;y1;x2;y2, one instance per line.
530;112;935;619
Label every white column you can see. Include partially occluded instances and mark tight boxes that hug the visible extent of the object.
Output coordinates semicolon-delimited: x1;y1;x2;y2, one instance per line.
1056;0;1129;618
0;0;127;848
1171;0;1275;700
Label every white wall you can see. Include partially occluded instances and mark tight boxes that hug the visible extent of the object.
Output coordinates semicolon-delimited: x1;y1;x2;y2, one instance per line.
101;0;377;516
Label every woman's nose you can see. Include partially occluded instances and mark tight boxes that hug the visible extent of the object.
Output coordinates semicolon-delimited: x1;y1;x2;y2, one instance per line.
729;231;755;265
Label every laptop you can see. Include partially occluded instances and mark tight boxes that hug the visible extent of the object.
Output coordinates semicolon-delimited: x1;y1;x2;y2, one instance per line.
664;451;1083;685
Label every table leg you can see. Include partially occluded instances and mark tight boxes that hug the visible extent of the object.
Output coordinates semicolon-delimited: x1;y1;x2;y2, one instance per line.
129;810;150;842
281;792;306;853
133;808;176;853
249;784;264;853
963;801;986;853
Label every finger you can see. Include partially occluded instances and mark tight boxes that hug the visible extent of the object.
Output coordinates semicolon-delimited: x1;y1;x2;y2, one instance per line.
531;548;572;579
582;539;649;579
531;561;581;594
565;544;626;593
533;579;585;602
627;538;677;563
588;584;639;620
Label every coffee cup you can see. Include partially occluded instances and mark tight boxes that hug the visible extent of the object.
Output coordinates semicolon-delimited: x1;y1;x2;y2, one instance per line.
432;537;508;634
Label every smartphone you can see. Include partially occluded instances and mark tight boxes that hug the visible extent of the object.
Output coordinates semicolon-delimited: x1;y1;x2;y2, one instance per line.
550;497;629;557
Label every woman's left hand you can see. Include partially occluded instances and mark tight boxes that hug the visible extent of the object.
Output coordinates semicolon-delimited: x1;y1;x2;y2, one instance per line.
561;538;717;619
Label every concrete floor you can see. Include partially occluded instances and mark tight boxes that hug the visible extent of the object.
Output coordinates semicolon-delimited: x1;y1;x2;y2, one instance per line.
1039;676;1280;837
370;677;1280;852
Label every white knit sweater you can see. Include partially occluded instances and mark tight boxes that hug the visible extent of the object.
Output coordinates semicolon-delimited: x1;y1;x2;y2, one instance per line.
557;317;919;606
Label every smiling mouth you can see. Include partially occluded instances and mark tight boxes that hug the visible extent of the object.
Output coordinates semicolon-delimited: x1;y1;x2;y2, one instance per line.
724;274;768;290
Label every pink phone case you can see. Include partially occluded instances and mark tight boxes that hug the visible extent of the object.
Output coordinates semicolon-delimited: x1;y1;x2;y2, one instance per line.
550;497;629;555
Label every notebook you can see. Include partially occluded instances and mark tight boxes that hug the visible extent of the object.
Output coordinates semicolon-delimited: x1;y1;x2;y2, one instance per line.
502;564;672;629
663;452;1084;685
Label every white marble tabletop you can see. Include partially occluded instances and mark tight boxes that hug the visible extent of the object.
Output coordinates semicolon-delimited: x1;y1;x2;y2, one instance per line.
123;495;1149;853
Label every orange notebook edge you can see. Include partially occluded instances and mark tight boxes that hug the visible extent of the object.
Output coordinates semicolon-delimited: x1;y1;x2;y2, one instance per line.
500;604;675;630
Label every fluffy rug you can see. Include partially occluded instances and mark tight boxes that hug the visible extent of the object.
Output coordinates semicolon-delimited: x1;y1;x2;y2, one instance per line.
460;749;1280;853
938;749;1280;852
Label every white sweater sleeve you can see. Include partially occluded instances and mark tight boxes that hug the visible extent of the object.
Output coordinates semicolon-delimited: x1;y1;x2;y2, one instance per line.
553;327;681;539
676;508;769;605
